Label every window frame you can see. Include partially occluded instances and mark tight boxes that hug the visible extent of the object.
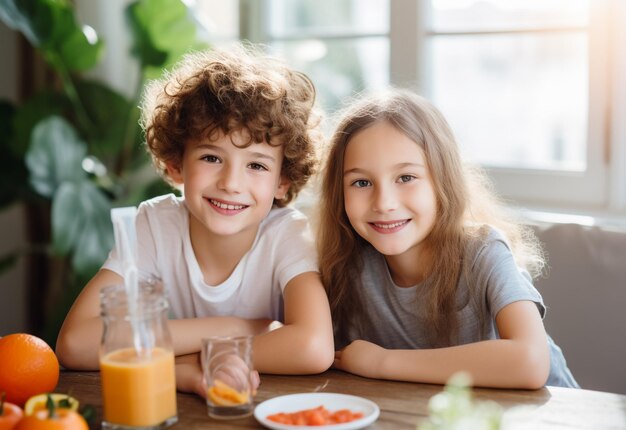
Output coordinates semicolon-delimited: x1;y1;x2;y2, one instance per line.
238;0;626;215
404;0;621;212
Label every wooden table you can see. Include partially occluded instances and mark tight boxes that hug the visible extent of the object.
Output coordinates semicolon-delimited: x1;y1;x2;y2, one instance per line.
57;370;626;429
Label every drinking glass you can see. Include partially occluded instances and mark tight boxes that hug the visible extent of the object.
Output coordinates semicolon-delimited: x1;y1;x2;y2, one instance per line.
202;335;254;419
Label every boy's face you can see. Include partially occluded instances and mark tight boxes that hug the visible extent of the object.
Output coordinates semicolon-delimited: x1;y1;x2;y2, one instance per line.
167;129;289;241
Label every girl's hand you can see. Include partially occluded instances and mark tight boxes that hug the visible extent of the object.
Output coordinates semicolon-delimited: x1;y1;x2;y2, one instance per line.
333;340;386;379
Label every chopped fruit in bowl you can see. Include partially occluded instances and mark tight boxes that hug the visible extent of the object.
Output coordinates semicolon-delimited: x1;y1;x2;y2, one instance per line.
267;405;364;426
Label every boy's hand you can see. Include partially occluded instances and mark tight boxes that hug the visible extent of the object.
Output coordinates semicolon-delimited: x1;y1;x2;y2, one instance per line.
333;340;386;379
205;352;261;396
175;353;260;399
175;357;207;398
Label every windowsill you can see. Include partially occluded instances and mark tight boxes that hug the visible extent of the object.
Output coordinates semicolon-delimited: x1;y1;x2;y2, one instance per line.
517;206;626;232
293;188;626;232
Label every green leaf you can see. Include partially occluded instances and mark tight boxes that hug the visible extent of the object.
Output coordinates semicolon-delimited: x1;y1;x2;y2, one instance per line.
126;0;208;75
0;251;18;275
0;150;28;209
79;404;96;424
39;3;103;72
58;396;72;409
0;101;32;207
75;80;133;156
52;181;113;275
0;0;103;72
141;39;208;80
126;0;168;68
51;182;82;254
46;393;56;418
142;0;196;52
0;100;15;146
25;116;87;198
55;22;104;72
0;0;54;46
12;91;69;157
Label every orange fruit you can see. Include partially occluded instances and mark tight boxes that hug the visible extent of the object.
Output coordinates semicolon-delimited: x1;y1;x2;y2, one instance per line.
13;408;88;430
0;334;60;406
0;396;23;430
207;380;249;406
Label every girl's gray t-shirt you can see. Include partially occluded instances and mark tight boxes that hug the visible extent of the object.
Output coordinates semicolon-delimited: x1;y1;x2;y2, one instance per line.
343;226;578;388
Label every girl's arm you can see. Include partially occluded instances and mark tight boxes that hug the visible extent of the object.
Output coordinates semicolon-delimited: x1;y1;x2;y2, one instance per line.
334;300;550;389
250;271;335;374
56;269;274;370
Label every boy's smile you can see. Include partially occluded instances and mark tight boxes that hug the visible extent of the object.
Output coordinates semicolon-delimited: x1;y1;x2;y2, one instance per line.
207;198;249;215
167;129;290;245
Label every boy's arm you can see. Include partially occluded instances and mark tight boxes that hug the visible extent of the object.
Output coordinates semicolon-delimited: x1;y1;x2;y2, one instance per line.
175;353;206;397
56;269;121;370
250;271;335;374
333;300;551;389
56;268;275;370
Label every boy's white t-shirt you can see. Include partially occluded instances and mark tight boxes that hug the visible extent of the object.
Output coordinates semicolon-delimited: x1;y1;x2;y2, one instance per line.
102;194;318;321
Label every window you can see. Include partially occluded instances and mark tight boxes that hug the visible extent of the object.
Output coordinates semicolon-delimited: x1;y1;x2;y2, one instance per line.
195;0;390;114
422;0;612;209
194;0;626;215
265;0;389;114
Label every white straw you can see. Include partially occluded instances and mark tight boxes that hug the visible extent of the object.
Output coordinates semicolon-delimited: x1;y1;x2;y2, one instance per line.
111;207;150;355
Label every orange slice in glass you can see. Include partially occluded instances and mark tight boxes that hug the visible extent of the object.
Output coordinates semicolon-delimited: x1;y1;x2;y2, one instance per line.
207;380;249;406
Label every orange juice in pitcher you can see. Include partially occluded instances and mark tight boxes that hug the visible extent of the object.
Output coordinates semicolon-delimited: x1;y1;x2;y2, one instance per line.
99;280;177;429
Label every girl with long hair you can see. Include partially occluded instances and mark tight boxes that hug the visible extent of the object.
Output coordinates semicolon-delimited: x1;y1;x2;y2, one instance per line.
317;89;577;388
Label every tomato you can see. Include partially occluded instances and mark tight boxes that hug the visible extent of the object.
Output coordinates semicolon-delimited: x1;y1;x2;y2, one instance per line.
0;400;23;430
14;408;88;430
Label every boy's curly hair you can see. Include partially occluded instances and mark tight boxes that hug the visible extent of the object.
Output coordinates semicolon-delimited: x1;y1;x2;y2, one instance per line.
140;43;323;207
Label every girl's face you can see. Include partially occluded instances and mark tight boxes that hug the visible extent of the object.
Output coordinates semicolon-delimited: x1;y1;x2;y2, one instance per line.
168;129;290;242
342;120;438;258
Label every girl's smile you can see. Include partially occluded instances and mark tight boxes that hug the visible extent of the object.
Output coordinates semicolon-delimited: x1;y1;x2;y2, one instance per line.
368;219;411;234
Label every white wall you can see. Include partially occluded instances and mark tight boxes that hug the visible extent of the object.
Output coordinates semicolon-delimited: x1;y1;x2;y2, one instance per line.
0;20;27;335
74;0;139;98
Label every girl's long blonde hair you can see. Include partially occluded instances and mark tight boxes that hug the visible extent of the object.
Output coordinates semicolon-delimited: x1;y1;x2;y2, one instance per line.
317;89;544;346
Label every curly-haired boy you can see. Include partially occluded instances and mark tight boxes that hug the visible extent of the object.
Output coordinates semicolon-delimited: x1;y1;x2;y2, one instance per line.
56;44;334;397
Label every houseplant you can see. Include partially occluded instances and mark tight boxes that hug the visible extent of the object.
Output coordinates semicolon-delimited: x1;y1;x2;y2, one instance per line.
0;0;207;343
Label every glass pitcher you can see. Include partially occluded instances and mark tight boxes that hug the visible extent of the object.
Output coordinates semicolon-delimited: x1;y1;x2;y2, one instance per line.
99;277;177;430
